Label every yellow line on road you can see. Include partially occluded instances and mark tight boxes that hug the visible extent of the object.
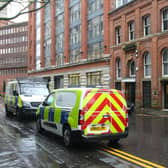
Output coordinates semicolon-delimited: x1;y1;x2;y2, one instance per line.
102;146;166;168
103;148;153;168
110;147;166;168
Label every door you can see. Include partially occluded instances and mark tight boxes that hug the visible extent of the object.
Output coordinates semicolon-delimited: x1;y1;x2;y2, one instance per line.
40;93;55;124
143;81;151;108
164;82;168;109
126;83;135;104
54;76;64;89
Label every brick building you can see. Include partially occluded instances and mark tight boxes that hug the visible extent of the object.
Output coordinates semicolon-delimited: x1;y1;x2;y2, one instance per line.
0;22;28;94
28;0;112;90
109;0;168;109
28;0;168;110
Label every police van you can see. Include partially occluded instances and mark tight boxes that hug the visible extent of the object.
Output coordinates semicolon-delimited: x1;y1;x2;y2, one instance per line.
4;78;49;121
36;88;128;147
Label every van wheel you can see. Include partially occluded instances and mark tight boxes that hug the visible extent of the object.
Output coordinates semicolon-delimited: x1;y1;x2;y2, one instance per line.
16;108;23;121
108;138;120;145
63;126;73;147
5;105;11;117
36;116;44;133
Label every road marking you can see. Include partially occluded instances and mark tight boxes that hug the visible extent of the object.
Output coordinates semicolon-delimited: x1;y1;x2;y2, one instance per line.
102;146;166;168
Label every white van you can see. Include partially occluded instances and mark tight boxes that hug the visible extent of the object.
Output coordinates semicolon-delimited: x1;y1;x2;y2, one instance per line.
4;78;49;121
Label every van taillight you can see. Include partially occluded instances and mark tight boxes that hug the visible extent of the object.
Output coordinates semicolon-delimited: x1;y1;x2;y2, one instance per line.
126;109;128;127
79;110;84;125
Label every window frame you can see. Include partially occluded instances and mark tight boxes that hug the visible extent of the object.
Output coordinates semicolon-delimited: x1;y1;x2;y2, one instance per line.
86;71;102;87
116;58;121;79
143;15;151;36
162;48;168;77
129;60;136;77
128;21;135;41
162;8;168;31
115;26;121;44
144;52;151;78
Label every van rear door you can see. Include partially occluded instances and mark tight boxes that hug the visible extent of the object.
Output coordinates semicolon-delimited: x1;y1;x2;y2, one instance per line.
81;89;127;136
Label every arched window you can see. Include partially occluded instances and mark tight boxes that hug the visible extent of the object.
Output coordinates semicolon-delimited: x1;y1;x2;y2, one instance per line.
116;58;121;79
144;52;151;78
129;60;135;77
162;48;168;76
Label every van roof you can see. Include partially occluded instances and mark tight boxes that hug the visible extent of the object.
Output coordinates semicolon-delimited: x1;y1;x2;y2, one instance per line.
7;77;48;84
52;88;121;93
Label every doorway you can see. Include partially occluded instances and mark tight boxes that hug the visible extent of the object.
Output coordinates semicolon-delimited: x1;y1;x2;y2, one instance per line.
164;81;168;109
54;76;64;89
143;81;151;108
125;82;135;104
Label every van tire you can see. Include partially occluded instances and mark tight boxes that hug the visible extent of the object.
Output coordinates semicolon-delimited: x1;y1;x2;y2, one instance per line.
36;116;44;133
5;105;11;117
108;138;120;145
16;108;23;121
63;126;73;147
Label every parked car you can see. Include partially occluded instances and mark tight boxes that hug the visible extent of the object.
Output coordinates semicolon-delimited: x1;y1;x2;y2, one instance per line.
36;88;128;147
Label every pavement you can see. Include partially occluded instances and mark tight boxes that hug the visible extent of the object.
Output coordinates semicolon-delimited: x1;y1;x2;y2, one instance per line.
135;107;168;117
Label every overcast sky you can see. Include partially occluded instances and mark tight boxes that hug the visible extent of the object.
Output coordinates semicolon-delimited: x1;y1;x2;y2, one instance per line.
8;2;28;23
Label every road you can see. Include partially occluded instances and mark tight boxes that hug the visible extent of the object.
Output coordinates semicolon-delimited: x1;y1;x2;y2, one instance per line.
0;100;167;168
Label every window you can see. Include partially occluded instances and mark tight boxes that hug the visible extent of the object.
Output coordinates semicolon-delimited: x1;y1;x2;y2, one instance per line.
116;58;121;79
68;74;80;87
144;52;151;78
44;3;51;67
56;33;64;50
143;15;151;36
115;26;121;44
128;21;135;40
56;52;64;66
56;92;76;108
115;0;133;8
88;15;103;40
56;14;64;32
70;48;80;63
45;93;54;106
88;0;103;14
162;48;168;76
129;60;135;77
88;41;103;60
87;71;102;87
162;8;168;31
70;3;80;24
70;25;81;46
55;0;64;14
44;39;51;67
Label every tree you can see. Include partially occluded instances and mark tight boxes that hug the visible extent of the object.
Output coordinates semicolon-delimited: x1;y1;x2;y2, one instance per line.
0;0;50;20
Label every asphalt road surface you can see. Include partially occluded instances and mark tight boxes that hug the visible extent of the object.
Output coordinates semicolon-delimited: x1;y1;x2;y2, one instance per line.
0;100;167;168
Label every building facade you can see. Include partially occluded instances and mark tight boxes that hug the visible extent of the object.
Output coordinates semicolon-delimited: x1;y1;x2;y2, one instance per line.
109;0;168;109
28;0;168;110
0;22;28;95
28;0;112;90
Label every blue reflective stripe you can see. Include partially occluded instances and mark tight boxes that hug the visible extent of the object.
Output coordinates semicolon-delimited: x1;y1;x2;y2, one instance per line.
49;108;54;122
40;108;44;119
61;110;70;124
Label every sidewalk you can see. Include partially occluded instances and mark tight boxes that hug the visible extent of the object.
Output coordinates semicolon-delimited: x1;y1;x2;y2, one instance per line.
135;107;168;117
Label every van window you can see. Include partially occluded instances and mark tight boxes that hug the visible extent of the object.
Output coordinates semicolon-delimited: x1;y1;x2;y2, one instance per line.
20;83;49;96
56;92;76;108
45;93;54;106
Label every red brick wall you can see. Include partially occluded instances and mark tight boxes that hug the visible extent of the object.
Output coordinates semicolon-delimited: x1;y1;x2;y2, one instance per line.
109;0;168;108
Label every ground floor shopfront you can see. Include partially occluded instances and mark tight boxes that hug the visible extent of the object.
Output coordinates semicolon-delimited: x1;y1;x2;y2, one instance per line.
28;61;110;92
